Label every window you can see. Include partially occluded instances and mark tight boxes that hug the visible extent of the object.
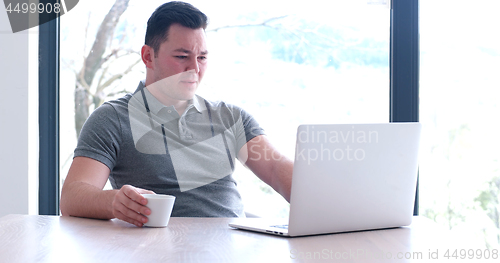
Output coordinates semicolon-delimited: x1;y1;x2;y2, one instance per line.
420;0;500;247
59;0;390;217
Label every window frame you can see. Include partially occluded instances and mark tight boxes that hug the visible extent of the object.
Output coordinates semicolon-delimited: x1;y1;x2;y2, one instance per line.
389;0;420;215
38;0;60;215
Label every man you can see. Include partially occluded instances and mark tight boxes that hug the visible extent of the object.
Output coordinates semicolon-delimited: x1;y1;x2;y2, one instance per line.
60;1;293;227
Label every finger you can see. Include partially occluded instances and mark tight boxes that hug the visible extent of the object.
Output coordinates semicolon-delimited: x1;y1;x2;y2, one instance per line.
117;192;151;216
122;185;148;206
138;189;156;195
136;190;156;206
115;209;144;227
114;199;149;225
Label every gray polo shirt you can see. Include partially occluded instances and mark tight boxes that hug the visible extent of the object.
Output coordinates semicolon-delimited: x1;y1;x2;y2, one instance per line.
75;81;265;217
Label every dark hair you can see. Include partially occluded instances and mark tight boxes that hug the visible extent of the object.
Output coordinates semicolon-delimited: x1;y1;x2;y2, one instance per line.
145;1;208;57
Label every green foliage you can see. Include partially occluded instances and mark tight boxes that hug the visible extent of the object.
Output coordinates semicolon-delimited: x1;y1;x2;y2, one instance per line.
475;175;500;246
475;176;500;226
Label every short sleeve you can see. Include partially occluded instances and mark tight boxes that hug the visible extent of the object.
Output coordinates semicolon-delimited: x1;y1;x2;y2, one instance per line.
73;103;122;170
240;107;265;142
230;105;265;153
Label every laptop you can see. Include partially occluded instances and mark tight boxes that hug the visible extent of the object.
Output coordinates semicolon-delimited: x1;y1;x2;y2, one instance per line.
229;123;421;237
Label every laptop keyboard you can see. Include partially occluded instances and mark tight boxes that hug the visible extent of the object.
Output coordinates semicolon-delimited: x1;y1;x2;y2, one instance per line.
271;224;289;229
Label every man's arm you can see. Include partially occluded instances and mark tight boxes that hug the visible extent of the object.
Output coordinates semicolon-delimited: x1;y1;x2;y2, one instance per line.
238;135;293;202
60;156;154;227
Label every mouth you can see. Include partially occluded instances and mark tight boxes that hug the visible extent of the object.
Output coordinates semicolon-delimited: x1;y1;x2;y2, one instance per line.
180;80;197;84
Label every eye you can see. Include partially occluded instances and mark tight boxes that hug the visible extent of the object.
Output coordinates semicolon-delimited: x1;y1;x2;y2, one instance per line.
198;56;207;61
175;56;188;59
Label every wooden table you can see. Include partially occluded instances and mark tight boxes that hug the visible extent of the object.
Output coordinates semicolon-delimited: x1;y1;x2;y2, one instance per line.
0;215;491;263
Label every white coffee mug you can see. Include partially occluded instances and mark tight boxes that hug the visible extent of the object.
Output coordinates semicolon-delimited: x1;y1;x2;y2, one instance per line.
141;194;176;227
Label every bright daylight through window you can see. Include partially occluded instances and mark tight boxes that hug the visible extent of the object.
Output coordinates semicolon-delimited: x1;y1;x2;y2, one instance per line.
60;0;389;218
419;0;500;248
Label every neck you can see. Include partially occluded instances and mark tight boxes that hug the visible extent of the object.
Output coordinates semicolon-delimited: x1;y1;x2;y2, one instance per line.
145;85;189;116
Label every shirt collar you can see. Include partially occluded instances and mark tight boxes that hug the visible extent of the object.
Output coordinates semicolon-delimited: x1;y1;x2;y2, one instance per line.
191;94;206;113
134;81;206;115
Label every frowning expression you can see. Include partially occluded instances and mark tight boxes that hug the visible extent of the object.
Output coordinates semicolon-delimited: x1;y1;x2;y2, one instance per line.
143;23;208;101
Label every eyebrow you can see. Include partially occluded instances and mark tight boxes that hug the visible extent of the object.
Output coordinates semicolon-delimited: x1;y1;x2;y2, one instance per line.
173;48;208;55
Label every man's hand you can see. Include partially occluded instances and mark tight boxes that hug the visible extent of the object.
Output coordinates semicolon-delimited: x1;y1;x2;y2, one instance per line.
112;185;155;227
61;157;158;227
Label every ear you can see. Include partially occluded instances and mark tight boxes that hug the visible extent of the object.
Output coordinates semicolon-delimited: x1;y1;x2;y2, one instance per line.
141;45;155;69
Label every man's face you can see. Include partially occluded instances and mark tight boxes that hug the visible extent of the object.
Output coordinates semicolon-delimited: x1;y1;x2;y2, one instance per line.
147;23;208;101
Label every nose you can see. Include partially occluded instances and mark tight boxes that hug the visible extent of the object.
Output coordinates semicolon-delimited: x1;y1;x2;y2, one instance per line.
187;57;200;74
